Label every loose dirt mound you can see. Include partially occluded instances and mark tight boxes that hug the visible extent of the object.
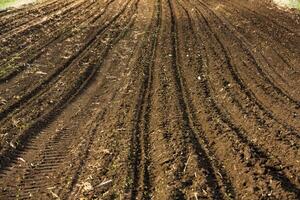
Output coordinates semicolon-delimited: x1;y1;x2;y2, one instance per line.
0;0;299;199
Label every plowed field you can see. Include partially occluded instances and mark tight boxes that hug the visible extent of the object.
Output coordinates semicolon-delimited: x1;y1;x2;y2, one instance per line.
0;0;299;199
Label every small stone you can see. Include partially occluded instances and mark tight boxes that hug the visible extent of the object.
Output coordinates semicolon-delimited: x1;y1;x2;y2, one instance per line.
35;71;47;75
9;142;16;149
82;182;93;193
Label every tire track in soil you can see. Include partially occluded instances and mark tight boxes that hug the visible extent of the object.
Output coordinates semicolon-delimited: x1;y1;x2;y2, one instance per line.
0;0;299;199
0;85;116;199
180;1;290;198
195;0;300;115
191;0;300;141
234;0;300;34
127;0;161;199
0;0;58;26
140;1;233;198
190;0;300;167
0;0;85;62
0;0;128;123
0;0;59;25
203;0;300;111
213;1;300;101
223;0;300;47
222;0;300;52
0;0;116;83
0;0;138;198
0;0;77;41
0;0;134;170
0;0;67;35
191;0;300;136
130;1;193;198
56;2;140;198
195;0;300;155
0;0;97;82
165;0;234;199
65;12;147;198
181;0;300;198
175;0;237;198
61;2;158;198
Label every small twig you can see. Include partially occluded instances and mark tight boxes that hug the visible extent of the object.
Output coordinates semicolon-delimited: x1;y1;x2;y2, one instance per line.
194;192;199;200
48;190;60;200
183;154;191;173
95;179;113;188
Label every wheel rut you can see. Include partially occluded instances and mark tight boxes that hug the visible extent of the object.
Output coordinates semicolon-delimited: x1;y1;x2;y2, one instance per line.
0;0;299;199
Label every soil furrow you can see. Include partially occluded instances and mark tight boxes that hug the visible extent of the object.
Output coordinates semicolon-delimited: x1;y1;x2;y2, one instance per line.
213;1;300;100
0;0;77;41
0;0;138;198
66;17;146;199
227;0;300;35
0;0;128;123
0;0;71;36
0;0;133;169
0;0;59;24
0;0;115;82
191;1;300;138
236;0;299;33
220;0;300;52
128;1;161;199
180;0;297;197
195;0;300;121
175;0;237;198
167;0;235;198
0;0;98;81
0;0;299;199
0;0;85;62
191;0;300;136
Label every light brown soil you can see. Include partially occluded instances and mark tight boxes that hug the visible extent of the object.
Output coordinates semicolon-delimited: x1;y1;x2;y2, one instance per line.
0;0;299;199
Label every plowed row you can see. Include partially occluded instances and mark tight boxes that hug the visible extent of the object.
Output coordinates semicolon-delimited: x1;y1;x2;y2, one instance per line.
0;0;299;199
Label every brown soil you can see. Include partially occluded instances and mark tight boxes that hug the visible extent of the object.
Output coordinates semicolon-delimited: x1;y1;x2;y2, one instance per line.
0;0;299;199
